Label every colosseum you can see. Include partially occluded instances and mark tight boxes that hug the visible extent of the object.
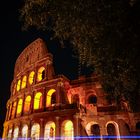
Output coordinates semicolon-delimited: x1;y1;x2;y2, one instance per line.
2;38;140;139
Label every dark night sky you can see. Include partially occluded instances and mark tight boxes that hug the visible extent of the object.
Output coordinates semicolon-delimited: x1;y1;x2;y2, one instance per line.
0;0;79;136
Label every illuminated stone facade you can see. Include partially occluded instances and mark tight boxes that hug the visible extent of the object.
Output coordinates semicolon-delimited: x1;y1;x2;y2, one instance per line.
2;38;140;139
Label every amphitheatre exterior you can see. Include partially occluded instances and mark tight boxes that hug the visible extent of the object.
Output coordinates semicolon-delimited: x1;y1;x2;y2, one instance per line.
2;38;140;139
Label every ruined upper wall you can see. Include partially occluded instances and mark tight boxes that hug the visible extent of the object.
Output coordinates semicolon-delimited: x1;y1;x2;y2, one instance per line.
14;38;48;77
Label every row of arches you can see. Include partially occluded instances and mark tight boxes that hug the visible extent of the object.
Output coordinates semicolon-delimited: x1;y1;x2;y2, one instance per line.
13;66;46;94
7;120;74;140
72;94;97;104
86;121;120;140
7;89;56;120
7;91;98;121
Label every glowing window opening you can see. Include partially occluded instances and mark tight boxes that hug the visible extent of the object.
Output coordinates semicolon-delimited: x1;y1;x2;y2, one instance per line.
7;128;12;139
44;122;56;139
62;120;74;140
28;71;35;85
13;127;19;139
22;125;28;139
21;76;27;89
37;67;45;82
16;79;21;91
24;96;31;112
46;89;56;107
34;92;42;110
17;99;23;114
31;123;40;139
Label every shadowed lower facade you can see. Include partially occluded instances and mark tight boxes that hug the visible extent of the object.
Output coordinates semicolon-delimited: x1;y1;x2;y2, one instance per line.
2;38;140;140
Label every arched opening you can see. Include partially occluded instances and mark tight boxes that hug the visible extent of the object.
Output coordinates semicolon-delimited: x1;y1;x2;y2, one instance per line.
28;71;35;85
16;79;21;91
31;123;40;139
106;121;120;140
22;125;28;139
13;127;19;139
72;94;79;105
16;99;23;115
107;123;117;140
7;128;12;139
34;92;42;110
61;120;74;140
11;101;17;119
37;67;45;82
24;96;31;112
21;76;27;89
44;122;55;139
46;89;56;107
90;124;100;139
88;95;97;105
51;92;56;105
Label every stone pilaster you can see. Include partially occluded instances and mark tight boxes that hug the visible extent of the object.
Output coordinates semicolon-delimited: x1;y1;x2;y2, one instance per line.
40;119;45;139
55;116;60;138
74;114;79;137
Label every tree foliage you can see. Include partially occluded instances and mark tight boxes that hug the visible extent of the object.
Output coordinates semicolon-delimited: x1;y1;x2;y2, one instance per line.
20;0;140;111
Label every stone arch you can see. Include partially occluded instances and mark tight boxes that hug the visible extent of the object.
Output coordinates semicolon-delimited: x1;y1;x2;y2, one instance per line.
16;98;23;115
28;71;35;85
86;91;97;105
85;121;100;136
34;92;42;110
16;79;21;92
37;66;45;82
7;128;12;139
31;123;40;139
46;89;56;107
44;121;56;139
22;124;28;138
13;126;19;139
24;95;31;112
90;124;100;137
21;75;27;89
61;120;74;140
106;121;120;140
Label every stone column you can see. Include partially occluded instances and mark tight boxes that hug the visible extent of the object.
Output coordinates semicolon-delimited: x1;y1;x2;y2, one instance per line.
55;116;60;138
42;89;46;110
27;121;31;139
2;125;8;139
21;95;25;116
100;125;107;140
56;82;61;105
74;114;79;137
14;101;18;119
18;123;22;138
5;106;9;121
40;119;45;139
11;124;14;140
30;93;34;113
